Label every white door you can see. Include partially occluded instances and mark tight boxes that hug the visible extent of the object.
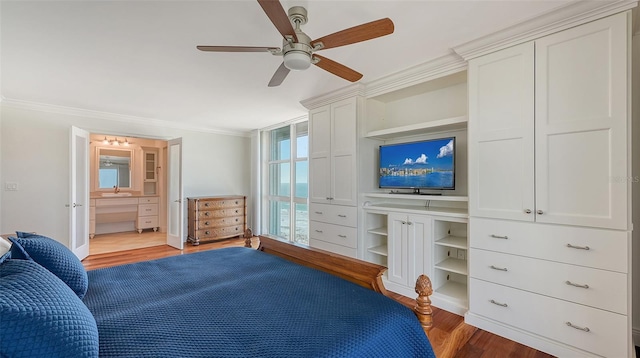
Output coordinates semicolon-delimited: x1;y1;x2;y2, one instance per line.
70;126;90;260
534;12;629;230
309;105;331;204
167;138;183;249
330;97;357;206
468;42;535;221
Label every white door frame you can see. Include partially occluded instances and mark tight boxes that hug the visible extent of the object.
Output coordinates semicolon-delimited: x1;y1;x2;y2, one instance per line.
70;126;90;260
167;138;184;249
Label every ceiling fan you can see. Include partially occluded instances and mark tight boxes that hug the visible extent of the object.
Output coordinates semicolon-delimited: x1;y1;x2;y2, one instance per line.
197;0;394;87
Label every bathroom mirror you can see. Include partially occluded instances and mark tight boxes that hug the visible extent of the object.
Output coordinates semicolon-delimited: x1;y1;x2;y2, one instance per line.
98;148;132;189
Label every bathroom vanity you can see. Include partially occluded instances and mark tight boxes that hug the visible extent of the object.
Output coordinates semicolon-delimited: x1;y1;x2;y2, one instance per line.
89;194;159;238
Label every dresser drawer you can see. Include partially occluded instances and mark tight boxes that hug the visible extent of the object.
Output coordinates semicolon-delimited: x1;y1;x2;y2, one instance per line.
309;204;357;227
138;196;159;204
137;216;158;229
469;278;627;358
470;248;627;315
198;216;243;229
198;207;244;220
138;204;158;216
197;198;244;210
469;217;628;273
195;225;243;239
309;221;357;249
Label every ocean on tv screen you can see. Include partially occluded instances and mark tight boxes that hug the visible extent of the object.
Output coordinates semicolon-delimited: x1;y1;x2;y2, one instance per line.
379;171;454;189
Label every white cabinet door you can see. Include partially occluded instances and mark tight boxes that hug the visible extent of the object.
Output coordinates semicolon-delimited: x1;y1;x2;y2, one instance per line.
330;97;357;206
309;97;357;206
309;106;331;204
534;12;629;230
468;42;535;221
387;213;430;287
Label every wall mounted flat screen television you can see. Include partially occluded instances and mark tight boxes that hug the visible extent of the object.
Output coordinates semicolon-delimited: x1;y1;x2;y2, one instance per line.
379;137;455;193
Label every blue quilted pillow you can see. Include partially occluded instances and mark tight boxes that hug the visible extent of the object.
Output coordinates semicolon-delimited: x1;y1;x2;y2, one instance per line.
0;258;99;358
9;233;88;299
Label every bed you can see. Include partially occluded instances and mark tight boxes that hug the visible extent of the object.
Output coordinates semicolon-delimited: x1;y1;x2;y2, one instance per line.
1;234;436;358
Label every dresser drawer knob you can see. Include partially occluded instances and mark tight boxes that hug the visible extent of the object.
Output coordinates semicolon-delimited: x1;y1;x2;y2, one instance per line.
566;243;590;250
490;234;508;239
205;231;210;235
490;265;508;272
566;322;590;332
205;212;210;216
565;280;589;289
204;203;210;207
204;221;210;225
489;299;508;307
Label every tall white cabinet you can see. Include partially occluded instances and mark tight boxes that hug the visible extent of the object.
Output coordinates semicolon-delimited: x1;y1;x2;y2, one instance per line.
308;96;360;257
467;12;632;358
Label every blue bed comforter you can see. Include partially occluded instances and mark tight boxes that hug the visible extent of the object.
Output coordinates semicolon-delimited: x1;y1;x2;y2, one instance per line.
83;247;435;358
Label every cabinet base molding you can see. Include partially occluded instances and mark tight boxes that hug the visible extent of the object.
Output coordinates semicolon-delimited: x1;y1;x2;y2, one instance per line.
383;279;468;316
464;312;625;358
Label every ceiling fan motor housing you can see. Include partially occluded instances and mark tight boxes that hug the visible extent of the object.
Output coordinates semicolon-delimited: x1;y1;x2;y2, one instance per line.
282;7;312;71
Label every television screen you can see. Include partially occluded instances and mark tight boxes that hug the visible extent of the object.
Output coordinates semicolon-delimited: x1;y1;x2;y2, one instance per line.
379;137;455;192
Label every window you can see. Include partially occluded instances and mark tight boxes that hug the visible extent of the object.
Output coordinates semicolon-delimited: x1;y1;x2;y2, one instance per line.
266;122;309;244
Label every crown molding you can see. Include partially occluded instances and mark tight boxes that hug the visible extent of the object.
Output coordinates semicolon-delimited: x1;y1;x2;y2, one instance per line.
300;83;365;110
0;98;251;137
453;0;638;60
363;52;467;98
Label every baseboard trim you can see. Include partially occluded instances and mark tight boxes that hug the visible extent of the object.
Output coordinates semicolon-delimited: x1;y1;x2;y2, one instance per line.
633;326;640;348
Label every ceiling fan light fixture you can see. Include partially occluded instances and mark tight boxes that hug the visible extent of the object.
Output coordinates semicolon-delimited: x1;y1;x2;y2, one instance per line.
283;50;311;71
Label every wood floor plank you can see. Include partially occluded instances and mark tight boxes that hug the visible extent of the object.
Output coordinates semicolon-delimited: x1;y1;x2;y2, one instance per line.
81;236;554;358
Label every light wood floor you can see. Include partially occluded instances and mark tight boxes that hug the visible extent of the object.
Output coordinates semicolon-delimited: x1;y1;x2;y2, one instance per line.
82;236;555;358
89;231;166;255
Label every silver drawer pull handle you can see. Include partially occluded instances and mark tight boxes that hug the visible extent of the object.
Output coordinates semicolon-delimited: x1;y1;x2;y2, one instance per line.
490;234;508;239
338;214;347;218
338;234;347;238
315;211;323;214
315;230;323;233
489;299;508;307
490;265;508;271
566;244;590;250
566;322;590;332
565;281;589;289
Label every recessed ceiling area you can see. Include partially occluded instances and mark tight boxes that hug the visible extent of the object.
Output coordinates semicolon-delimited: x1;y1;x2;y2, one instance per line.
1;0;581;134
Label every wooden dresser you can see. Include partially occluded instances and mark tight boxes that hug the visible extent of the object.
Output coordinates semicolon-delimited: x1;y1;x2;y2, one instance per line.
187;196;246;246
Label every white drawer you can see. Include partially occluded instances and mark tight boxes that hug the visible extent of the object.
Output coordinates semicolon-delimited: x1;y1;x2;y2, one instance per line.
138;196;159;204
309;238;357;258
309;204;357;227
309;221;357;248
470;248;627;315
96;198;139;206
137;216;158;229
469;217;628;273
469;278;627;358
138;204;158;216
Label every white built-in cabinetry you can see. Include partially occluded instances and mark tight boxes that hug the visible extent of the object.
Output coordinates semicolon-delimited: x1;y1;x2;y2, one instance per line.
142;148;158;196
466;12;632;358
308;96;360;257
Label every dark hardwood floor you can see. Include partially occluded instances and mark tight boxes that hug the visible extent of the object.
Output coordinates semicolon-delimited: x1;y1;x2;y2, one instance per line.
82;236;555;358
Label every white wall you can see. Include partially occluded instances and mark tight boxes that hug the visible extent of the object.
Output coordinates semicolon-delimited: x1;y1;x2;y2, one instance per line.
632;32;640;345
0;105;251;247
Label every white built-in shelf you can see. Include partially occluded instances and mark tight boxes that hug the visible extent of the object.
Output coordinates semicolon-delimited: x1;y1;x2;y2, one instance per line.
363;203;468;218
435;257;468;275
368;244;388;257
364;192;468;202
435;235;467;249
365;115;467;140
367;227;388;236
434;281;468;305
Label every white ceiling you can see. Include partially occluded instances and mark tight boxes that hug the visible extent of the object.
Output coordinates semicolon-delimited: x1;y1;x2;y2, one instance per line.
1;0;580;135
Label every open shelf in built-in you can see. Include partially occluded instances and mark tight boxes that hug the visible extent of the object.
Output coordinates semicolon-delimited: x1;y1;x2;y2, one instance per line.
435;235;467;249
368;244;388;256
364;192;468;202
367;226;388;236
435;257;468;275
365;115;468;140
434;281;468;304
363;203;468;218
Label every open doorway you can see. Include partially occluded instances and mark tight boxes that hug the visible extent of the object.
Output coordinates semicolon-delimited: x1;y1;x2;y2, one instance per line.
88;134;169;255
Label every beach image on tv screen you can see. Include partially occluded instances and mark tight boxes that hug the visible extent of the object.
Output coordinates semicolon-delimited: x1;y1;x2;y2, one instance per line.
379;138;454;189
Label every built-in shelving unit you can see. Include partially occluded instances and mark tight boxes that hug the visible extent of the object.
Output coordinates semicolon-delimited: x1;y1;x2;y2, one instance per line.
365;115;467;140
431;218;468;314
